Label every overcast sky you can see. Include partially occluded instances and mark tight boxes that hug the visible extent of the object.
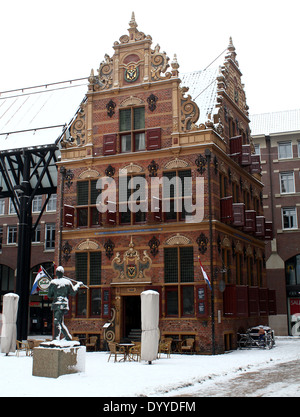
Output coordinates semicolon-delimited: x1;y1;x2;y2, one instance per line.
0;0;299;115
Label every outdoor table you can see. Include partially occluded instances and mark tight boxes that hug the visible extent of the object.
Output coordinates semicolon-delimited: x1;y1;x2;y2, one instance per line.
117;343;135;361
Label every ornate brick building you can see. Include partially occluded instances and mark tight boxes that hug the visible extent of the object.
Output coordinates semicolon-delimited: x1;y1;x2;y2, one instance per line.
57;14;275;353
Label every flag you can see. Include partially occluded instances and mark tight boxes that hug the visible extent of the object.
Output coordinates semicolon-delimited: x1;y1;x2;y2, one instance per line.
30;266;47;295
198;256;212;290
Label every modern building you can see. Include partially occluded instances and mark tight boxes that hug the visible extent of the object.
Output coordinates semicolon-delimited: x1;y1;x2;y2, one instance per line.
251;109;300;336
54;14;275;354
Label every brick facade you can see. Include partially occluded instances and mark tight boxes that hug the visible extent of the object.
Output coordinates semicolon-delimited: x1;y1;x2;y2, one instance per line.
56;16;273;353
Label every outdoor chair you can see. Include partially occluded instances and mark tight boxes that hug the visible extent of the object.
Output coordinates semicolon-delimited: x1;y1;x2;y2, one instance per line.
181;338;195;354
26;339;43;356
16;340;30;356
129;343;141;362
86;336;98;351
107;342;126;362
158;340;171;358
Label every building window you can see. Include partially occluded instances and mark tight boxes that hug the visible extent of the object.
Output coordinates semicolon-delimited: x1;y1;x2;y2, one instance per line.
0;264;15;293
254;144;260;155
75;251;102;317
119;174;147;224
9;199;16;215
162;170;192;222
47;194;57;212
164;247;194;317
280;172;295;194
32;196;42;213
45;223;55;250
286;255;300;286
7;226;17;244
247;256;254;286
0;199;5;215
278;141;292;159
282;207;297;229
0;227;3;251
222;248;231;284
235;253;243;285
76;180;101;227
120;107;145;152
32;225;41;243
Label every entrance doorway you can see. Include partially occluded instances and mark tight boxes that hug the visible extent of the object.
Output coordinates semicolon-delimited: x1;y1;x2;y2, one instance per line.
123;296;141;339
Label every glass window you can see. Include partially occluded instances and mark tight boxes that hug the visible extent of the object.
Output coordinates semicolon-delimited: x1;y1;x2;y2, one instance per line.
7;226;17;244
182;286;194;316
119;107;145;152
0;227;2;250
32;225;41;243
45;223;55;250
285;255;300;286
0;199;5;215
32;196;42;213
9;199;16;215
282;207;297;229
47;194;57;211
166;287;178;316
90;288;101;317
76;180;101;228
278;141;292;159
254;144;260;155
280;172;295;194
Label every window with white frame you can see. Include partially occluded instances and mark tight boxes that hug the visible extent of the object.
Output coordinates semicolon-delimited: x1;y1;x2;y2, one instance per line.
32;225;41;243
0;199;5;215
7;226;17;244
9;199;17;214
282;207;297;229
280;172;295;194
278;141;293;159
47;194;57;212
298;142;300;157
32;195;42;213
254;144;260;155
45;223;55;250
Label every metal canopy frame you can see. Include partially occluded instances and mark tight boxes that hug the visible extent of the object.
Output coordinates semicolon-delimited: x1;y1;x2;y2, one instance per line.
0;144;59;340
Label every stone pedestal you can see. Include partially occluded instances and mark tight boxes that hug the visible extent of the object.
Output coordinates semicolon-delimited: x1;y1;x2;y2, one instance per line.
32;341;86;378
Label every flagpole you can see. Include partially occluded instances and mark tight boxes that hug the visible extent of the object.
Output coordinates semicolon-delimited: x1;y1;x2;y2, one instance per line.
41;265;89;289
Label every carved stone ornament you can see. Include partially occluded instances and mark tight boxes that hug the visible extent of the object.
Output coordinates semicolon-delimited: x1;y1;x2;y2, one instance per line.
180;87;200;131
111;237;152;282
105;164;115;178
104;239;115;259
151;44;172;81
195;154;206;175
62;241;72;262
147;94;158;111
196;233;208;255
148;160;159;177
148;236;160;257
106;100;116;117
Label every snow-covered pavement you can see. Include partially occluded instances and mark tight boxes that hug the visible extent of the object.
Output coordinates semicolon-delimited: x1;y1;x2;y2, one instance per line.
1;337;299;397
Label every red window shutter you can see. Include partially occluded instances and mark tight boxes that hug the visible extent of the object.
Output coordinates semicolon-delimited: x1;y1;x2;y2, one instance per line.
220;196;233;223
259;288;269;315
256;216;265;238
107;209;117;226
244;210;256;233
63;205;75;228
232;203;245;227
103;134;117;155
268;289;277;315
248;286;260;316
265;221;273;240
102;288;111;319
146;128;161;150
196;285;208;318
250;155;261;174
236;285;249;317
241;144;252;166
229;135;242;164
223;284;237;317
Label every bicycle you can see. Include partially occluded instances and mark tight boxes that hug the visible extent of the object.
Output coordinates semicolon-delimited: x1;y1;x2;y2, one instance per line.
238;332;274;349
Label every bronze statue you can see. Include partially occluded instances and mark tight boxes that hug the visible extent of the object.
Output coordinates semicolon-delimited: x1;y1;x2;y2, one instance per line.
47;266;83;341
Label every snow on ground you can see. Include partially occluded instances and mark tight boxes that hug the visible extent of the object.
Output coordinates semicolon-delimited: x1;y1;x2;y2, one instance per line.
0;337;300;397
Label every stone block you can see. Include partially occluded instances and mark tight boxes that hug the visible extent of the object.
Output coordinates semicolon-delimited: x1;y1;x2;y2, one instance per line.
32;342;86;378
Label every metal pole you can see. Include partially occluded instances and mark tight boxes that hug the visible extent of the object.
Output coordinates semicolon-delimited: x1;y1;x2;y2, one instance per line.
205;148;215;355
58;166;66;265
16;151;32;341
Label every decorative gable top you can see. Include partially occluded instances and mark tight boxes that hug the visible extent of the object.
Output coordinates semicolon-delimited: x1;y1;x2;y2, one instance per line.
88;12;179;92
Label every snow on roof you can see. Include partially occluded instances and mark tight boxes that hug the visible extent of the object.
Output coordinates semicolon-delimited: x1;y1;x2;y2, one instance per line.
250;109;300;136
180;66;220;124
0;79;88;152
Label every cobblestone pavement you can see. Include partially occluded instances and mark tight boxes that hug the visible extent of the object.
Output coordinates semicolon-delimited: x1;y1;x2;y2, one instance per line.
180;359;300;397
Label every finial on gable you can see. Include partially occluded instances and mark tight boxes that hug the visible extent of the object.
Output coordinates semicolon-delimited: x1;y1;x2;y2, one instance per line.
129;12;138;29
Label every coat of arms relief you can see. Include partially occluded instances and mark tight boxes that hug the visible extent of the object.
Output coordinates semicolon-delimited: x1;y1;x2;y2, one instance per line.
111;237;152;282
